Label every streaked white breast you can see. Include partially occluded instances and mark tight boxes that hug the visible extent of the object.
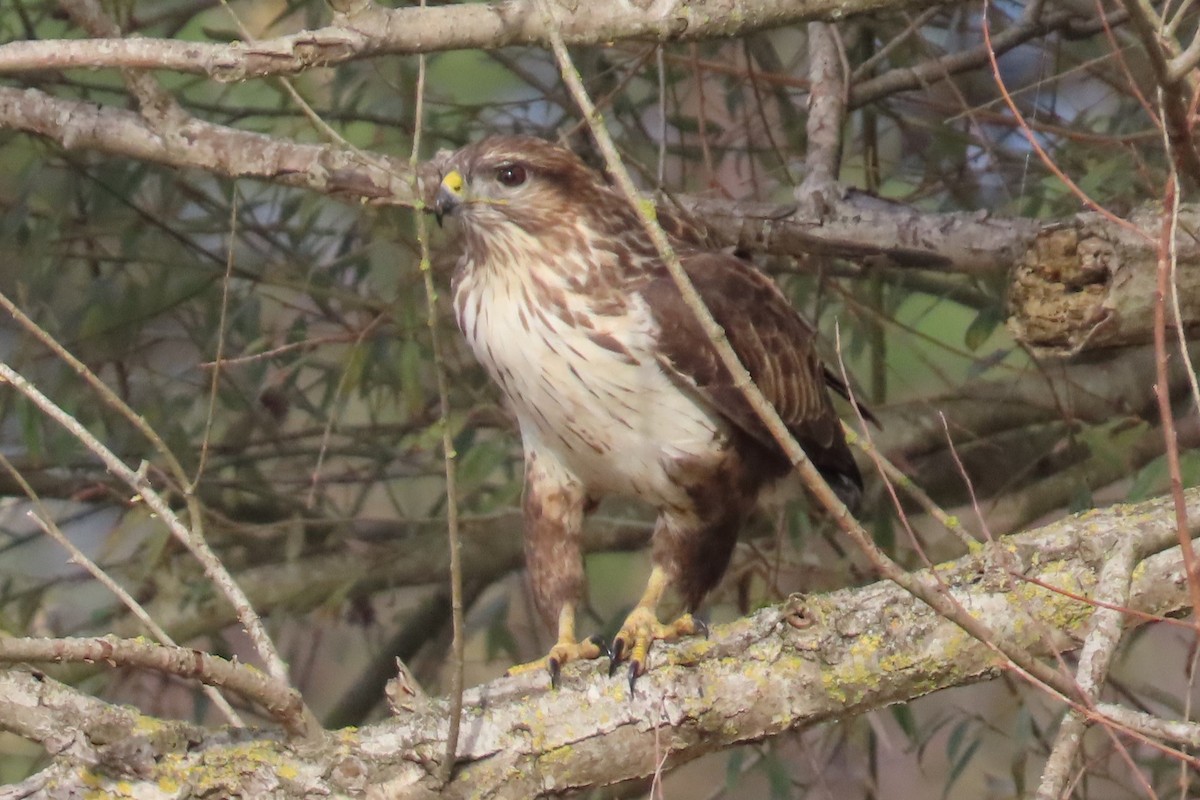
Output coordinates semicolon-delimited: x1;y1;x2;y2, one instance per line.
453;231;724;505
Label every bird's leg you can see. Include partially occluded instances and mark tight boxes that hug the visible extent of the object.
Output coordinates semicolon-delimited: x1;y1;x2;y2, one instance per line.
505;448;605;687
507;603;606;686
609;565;703;689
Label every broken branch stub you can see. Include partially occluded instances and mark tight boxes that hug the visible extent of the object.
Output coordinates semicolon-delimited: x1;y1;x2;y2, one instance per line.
1007;206;1200;358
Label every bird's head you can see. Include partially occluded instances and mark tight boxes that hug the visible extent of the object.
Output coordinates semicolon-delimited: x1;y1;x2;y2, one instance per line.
432;136;624;237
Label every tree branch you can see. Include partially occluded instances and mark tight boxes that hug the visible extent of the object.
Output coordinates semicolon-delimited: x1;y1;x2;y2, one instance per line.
10;488;1200;797
0;86;421;206
0;636;308;737
0;0;952;80
0;84;1044;275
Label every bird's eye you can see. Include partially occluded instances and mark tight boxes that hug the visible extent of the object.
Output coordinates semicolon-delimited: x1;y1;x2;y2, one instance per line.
496;164;527;187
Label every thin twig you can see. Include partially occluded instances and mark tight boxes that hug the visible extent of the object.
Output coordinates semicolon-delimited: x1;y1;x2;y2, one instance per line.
1150;144;1200;631
194;187;239;487
831;327;977;552
982;0;1149;241
408;14;465;781
1117;0;1200;182
0;452;244;728
0;360;319;738
0;635;307;736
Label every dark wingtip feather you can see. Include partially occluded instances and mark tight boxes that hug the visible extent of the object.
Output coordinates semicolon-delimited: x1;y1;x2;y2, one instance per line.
823;469;864;514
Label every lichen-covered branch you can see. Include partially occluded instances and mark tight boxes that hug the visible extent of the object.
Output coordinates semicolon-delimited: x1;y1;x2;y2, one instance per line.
8;488;1199;798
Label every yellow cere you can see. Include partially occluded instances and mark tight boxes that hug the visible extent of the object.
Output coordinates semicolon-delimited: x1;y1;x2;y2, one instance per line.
441;169;465;195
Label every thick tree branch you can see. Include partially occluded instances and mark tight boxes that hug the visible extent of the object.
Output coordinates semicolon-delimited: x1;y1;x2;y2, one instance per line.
677;193;1039;274
0;84;1040;274
9;488;1200;798
0;0;950;80
798;21;845;200
0;86;420;206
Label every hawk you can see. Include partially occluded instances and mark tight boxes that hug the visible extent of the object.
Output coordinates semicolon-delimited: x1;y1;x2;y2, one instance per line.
433;136;863;687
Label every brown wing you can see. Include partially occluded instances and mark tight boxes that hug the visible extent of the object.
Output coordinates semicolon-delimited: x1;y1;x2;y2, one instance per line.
640;250;863;506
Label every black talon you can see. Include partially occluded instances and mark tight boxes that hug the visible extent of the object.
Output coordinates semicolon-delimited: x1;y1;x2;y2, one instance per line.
627;662;640;695
694;618;710;639
609;638;626;676
548;657;562;689
588;634;612;660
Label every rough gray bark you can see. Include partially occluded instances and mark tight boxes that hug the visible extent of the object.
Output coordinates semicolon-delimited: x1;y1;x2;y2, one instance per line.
5;489;1197;799
0;85;1037;278
1008;205;1200;357
679;193;1039;274
0;0;952;79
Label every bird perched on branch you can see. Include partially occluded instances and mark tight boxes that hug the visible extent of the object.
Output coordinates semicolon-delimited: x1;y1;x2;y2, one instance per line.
432;136;863;689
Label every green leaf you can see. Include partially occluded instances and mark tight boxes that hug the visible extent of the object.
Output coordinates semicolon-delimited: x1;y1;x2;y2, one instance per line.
963;305;1003;351
943;719;981;799
724;749;746;790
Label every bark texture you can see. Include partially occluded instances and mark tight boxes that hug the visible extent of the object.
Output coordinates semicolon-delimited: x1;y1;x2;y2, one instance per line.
5;489;1197;799
1008;205;1200;357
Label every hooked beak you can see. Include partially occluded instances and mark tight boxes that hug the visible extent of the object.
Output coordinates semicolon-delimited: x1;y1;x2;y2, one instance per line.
433;169;465;227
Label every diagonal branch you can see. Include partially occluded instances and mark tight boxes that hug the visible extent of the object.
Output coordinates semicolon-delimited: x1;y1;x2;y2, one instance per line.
0;636;307;737
1035;536;1138;798
10;488;1200;797
0;86;420;206
1116;0;1200;184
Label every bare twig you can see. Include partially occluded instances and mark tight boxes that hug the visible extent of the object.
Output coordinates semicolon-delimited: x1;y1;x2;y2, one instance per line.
0;361;320;738
1035;537;1139;799
0;452;244;728
1117;0;1200;183
850;8;1128;108
982;0;1150;241
408;9;467;781
194;187;239;487
1151;169;1200;630
0;635;307;736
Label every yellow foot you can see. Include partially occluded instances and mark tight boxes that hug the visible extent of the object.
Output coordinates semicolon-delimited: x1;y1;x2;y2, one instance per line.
609;608;707;691
507;635;606;688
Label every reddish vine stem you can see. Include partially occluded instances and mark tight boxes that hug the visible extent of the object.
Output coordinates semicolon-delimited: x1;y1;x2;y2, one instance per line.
1153;174;1200;629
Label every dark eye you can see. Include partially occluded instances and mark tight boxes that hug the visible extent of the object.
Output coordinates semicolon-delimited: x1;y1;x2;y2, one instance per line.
496;164;527;187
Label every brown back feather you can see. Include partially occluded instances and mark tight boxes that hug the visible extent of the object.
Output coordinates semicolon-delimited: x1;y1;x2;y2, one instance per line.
641;250;863;504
